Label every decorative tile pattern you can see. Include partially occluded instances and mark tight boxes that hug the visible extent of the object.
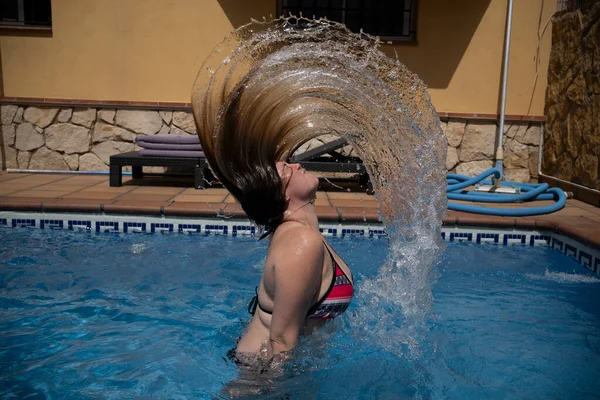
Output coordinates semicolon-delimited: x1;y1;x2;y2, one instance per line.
530;235;550;246
320;227;338;237
503;234;526;246
369;229;387;238
551;238;564;252
204;224;227;235
12;218;36;228
123;222;146;233
179;224;202;234
41;219;64;230
0;211;598;273
579;251;593;272
68;220;92;231
232;225;255;236
342;228;365;237
477;233;499;244
97;221;119;233
565;243;578;259
151;223;174;234
450;232;472;242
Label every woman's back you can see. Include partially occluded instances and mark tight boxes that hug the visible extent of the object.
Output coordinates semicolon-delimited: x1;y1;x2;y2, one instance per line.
235;222;333;354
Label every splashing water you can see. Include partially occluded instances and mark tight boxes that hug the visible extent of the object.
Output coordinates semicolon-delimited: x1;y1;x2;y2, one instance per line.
192;17;447;357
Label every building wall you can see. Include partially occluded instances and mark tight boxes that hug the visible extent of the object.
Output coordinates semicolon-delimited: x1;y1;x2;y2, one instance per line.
0;0;554;116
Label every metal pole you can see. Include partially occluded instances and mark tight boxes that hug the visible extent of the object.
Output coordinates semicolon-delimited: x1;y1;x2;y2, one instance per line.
495;0;514;177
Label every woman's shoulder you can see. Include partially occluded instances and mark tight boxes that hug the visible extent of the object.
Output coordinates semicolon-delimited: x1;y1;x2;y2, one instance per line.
272;221;323;243
270;222;324;260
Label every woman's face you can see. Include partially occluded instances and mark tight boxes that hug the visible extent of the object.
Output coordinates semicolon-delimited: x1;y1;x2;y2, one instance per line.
276;162;319;202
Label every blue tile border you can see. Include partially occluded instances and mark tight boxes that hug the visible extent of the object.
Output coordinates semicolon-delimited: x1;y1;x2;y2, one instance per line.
12;218;35;228
1;211;599;274
477;233;499;244
68;220;91;231
97;221;119;233
41;219;64;230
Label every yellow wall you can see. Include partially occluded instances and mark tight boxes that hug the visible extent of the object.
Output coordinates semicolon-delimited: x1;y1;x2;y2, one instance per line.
0;0;555;115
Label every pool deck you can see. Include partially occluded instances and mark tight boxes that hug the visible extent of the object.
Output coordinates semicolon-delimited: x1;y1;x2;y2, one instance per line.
0;172;598;248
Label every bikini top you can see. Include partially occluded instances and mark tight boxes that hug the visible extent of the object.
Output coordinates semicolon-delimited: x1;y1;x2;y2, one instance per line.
248;246;354;320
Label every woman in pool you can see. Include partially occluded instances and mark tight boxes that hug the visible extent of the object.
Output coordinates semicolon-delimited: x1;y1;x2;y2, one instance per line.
235;161;354;362
193;79;354;366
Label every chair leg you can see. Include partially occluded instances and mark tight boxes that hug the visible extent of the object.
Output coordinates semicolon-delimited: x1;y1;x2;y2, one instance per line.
109;164;122;187
194;166;206;189
132;166;143;179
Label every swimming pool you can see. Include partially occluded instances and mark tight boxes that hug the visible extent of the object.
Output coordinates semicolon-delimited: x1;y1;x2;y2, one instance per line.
1;228;599;399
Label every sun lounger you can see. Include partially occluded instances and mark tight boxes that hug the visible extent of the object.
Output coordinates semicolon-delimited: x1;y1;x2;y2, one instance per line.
290;138;373;193
109;135;210;188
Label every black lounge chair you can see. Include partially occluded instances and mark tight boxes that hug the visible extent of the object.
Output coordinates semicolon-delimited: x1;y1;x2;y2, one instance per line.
291;137;373;193
109;136;371;192
109;151;209;189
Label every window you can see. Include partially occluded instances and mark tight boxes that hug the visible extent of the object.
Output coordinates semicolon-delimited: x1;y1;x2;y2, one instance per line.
0;0;52;28
277;0;417;41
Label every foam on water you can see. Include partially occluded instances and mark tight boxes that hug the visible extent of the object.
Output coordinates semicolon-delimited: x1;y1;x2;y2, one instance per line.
191;17;447;357
527;270;600;284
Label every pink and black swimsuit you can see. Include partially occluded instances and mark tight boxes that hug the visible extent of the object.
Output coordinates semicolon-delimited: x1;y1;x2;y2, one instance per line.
248;246;354;319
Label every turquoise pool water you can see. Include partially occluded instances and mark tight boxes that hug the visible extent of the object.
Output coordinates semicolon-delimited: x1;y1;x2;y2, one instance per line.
0;229;599;399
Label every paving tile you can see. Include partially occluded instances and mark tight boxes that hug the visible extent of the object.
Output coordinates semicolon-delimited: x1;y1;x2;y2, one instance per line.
115;193;176;202
126;187;185;195
314;197;331;207
104;201;171;215
337;206;380;223
59;175;109;184
222;203;247;218
172;194;228;203
0;197;44;211
164;202;225;217
0;181;47;190
315;206;340;222
60;191;123;200
326;191;365;200
78;184;137;194
328;199;380;208
222;194;238;204
30;183;88;191
0;174;29;182
4;190;76;198
179;187;229;195
43;199;104;213
12;174;68;184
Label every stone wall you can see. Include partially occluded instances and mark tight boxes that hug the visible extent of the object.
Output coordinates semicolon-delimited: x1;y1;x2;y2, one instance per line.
0;104;542;182
296;119;542;183
0;105;197;172
543;2;600;190
443;120;541;183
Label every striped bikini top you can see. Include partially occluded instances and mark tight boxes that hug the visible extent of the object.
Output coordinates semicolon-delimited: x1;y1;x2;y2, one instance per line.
248;246;354;320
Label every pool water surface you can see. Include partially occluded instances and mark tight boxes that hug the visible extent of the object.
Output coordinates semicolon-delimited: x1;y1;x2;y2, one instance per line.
0;229;599;399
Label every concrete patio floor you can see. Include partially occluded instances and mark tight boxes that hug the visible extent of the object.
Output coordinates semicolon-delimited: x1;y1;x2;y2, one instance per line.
0;171;598;248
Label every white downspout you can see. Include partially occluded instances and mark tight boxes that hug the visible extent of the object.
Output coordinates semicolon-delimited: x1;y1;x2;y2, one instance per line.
495;0;514;179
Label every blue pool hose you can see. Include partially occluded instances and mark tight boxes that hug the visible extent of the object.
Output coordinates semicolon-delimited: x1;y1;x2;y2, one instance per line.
447;168;567;216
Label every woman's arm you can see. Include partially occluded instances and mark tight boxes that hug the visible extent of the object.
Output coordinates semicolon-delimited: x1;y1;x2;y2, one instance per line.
266;228;324;359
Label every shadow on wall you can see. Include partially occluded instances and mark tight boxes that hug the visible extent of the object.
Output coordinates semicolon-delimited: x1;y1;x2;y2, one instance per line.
217;0;277;28
382;0;493;89
218;0;492;90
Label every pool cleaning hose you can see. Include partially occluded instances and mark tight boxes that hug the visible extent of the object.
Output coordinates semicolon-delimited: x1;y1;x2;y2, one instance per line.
447;168;567;216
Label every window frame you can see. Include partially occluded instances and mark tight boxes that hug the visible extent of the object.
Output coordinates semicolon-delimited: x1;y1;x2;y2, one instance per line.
0;0;52;29
276;0;418;43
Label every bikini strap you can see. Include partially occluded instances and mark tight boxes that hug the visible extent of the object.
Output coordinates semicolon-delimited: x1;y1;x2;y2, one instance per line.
247;286;259;315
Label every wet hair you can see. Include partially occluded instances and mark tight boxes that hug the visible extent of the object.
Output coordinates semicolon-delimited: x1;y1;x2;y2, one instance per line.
193;79;291;232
